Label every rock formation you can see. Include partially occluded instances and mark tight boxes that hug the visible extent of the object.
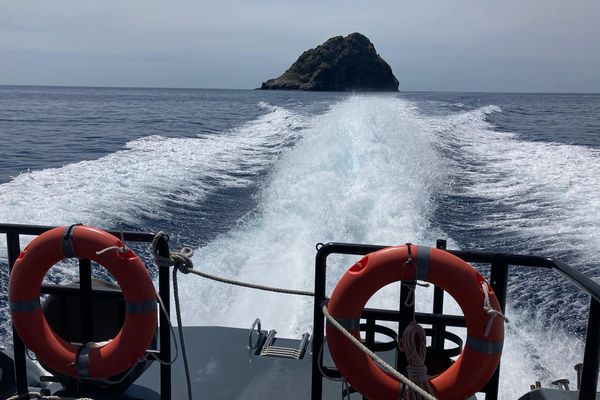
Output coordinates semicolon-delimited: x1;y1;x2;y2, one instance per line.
260;32;399;92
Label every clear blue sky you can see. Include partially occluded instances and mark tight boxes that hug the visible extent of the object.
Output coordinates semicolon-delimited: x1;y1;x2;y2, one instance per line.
1;0;599;92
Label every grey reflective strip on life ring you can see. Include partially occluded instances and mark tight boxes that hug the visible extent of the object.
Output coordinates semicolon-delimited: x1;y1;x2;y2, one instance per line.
328;317;360;331
9;300;41;313
466;336;503;354
416;246;430;281
126;300;157;314
61;224;79;258
76;345;91;378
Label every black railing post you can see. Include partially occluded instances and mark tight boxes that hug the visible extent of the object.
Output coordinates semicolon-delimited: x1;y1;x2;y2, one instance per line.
311;245;329;400
489;263;508;313
155;235;171;400
7;232;30;399
485;262;509;400
579;298;600;399
79;258;93;343
365;318;376;349
432;240;447;351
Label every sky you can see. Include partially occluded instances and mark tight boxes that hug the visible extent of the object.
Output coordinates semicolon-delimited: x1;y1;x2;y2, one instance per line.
1;0;599;92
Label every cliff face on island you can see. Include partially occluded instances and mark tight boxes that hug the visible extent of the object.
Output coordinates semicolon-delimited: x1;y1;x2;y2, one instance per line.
260;33;399;92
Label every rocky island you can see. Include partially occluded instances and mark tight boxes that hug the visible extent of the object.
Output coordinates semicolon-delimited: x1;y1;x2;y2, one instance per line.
260;32;399;92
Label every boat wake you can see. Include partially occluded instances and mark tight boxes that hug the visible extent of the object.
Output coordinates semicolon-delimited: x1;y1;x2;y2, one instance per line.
1;95;598;399
179;96;597;398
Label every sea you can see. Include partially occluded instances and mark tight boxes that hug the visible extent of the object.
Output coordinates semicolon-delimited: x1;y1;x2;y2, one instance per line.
0;85;598;398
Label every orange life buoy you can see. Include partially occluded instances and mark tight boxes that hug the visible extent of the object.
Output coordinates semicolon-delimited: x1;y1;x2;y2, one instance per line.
8;225;157;380
326;245;504;400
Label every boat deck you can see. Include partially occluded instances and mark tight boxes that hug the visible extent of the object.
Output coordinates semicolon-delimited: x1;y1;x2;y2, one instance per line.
32;326;348;399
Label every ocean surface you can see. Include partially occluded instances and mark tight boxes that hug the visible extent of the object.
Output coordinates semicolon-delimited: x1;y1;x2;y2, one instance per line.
0;86;599;398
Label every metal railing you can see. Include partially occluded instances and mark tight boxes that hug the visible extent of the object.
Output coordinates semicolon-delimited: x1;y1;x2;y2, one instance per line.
2;223;598;399
311;241;600;400
0;223;173;400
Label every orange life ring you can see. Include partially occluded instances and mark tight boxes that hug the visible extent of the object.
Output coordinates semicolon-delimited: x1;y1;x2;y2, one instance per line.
326;245;504;400
8;225;157;380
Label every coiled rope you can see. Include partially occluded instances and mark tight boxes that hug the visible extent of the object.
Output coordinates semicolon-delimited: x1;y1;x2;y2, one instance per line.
322;305;438;400
398;321;435;400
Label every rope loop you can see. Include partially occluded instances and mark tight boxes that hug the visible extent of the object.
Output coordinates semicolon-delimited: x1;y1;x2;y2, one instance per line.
481;281;509;337
402;281;417;307
401;281;429;309
96;245;124;256
151;232;194;273
96;224;130;256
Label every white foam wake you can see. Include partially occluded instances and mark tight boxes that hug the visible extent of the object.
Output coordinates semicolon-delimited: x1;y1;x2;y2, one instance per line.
423;104;598;398
179;96;452;335
433;105;600;267
180;97;598;399
0;104;303;237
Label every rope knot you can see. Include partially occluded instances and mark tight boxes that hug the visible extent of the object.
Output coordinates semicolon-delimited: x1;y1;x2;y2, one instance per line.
171;247;194;274
151;232;194;273
481;281;509;337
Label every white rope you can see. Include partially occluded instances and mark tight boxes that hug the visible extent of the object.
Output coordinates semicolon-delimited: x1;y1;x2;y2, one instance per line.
398;321;435;400
401;281;430;307
95;245;124;255
149;291;180;366
185;267;314;296
151;231;314;297
96;225;130;256
322;305;438;400
481;282;509;337
98;354;149;385
402;282;417;307
150;233;436;399
151;232;194;400
316;336;344;382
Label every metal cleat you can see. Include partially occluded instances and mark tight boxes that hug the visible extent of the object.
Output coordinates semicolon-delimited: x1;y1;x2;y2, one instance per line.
550;378;570;391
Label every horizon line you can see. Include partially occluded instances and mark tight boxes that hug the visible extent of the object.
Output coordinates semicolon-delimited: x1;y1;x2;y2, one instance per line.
1;83;599;95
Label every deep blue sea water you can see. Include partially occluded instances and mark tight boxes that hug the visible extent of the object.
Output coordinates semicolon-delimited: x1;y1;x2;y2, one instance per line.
0;86;598;397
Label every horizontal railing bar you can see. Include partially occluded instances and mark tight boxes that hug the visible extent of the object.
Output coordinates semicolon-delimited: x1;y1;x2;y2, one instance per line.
551;259;600;305
0;223;156;242
363;308;467;327
41;283;123;298
448;250;554;268
317;242;600;304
